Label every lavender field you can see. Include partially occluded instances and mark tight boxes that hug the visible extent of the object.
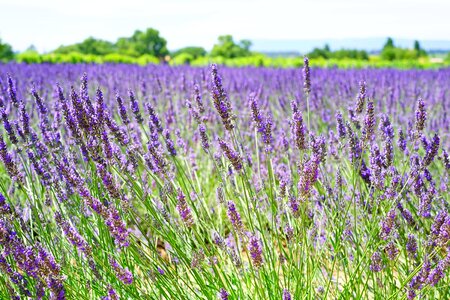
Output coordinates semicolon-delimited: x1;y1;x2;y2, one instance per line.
0;61;449;299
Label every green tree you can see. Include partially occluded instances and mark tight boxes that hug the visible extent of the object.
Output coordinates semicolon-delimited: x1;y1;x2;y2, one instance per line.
383;37;395;50
171;53;195;65
413;40;421;52
381;37;398;61
445;52;450;63
211;35;252;58
54;37;115;55
116;28;169;58
413;40;427;57
239;39;252;52
0;37;14;61
77;37;115;55
172;46;206;59
307;47;330;59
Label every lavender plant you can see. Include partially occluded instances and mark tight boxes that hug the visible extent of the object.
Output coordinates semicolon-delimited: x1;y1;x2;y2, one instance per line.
0;62;448;299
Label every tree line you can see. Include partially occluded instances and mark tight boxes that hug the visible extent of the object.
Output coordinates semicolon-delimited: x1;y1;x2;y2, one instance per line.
0;28;447;65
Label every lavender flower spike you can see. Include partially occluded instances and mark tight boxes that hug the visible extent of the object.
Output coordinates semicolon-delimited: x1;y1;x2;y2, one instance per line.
227;201;243;234
303;57;311;95
415;98;426;136
218;138;243;172
109;256;133;285
176;189;194;227
249;235;263;268
210;64;234;131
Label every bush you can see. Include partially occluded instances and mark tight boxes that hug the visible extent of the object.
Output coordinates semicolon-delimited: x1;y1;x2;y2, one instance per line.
136;54;160;65
16;51;42;63
171;53;195;65
102;53;135;64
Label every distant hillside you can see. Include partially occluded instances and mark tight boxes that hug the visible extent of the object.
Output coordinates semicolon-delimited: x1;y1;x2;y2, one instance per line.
252;38;450;54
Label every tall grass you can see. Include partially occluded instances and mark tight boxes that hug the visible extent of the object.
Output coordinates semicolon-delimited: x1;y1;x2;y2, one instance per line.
0;63;449;299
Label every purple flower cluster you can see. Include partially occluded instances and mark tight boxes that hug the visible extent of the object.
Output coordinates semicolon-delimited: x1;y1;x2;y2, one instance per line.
0;220;65;298
0;62;448;299
211;64;234;131
218;138;243;172
109;256;133;285
227;201;243;234
176;189;194;227
248;235;263;269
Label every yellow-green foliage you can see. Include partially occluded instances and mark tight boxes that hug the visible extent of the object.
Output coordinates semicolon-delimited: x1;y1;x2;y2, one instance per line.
10;51;450;69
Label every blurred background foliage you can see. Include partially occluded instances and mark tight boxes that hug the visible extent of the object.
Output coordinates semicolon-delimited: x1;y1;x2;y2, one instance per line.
1;28;449;68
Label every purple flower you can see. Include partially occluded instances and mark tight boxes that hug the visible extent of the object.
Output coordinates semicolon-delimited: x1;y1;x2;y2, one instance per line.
176;189;194;227
210;64;234;131
0;253;31;297
31;86;48;117
70;86;90;132
192;84;205;113
335;112;346;139
398;129;407;152
109;256;133;285
363;100;375;142
347;124;362;164
128;89;143;124
186;99;202;124
380;209;396;240
379;114;394;141
227;201;243;234
302;57;311;95
419;189;433;218
384;242;399;260
27;150;51;186
406;234;417;256
0;136;23;184
0;193;11;215
431;211;447;236
95;88;106;127
54;212;92;256
218;288;229;300
47;277;66;300
163;129;177;156
101;131;113;160
407;289;416;300
80;72;95;116
198;124;209;152
145;101;163;133
397;202;415;226
284;225;294;242
6;74;20;108
288;194;300;218
146;141;168;175
415;98;426;135
442;150;450;170
292;110;306;150
0;107;18;144
437;216;450;246
422;133;440;167
427;264;444;286
102;286;120;300
105;207;130;248
116;91;130;125
383;138;394;167
355;80;366;114
282;289;292;300
218;138;243;172
369;251;383;272
249;235;263;268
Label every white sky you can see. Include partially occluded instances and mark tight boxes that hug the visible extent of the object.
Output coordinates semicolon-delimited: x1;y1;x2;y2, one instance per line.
0;0;449;52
